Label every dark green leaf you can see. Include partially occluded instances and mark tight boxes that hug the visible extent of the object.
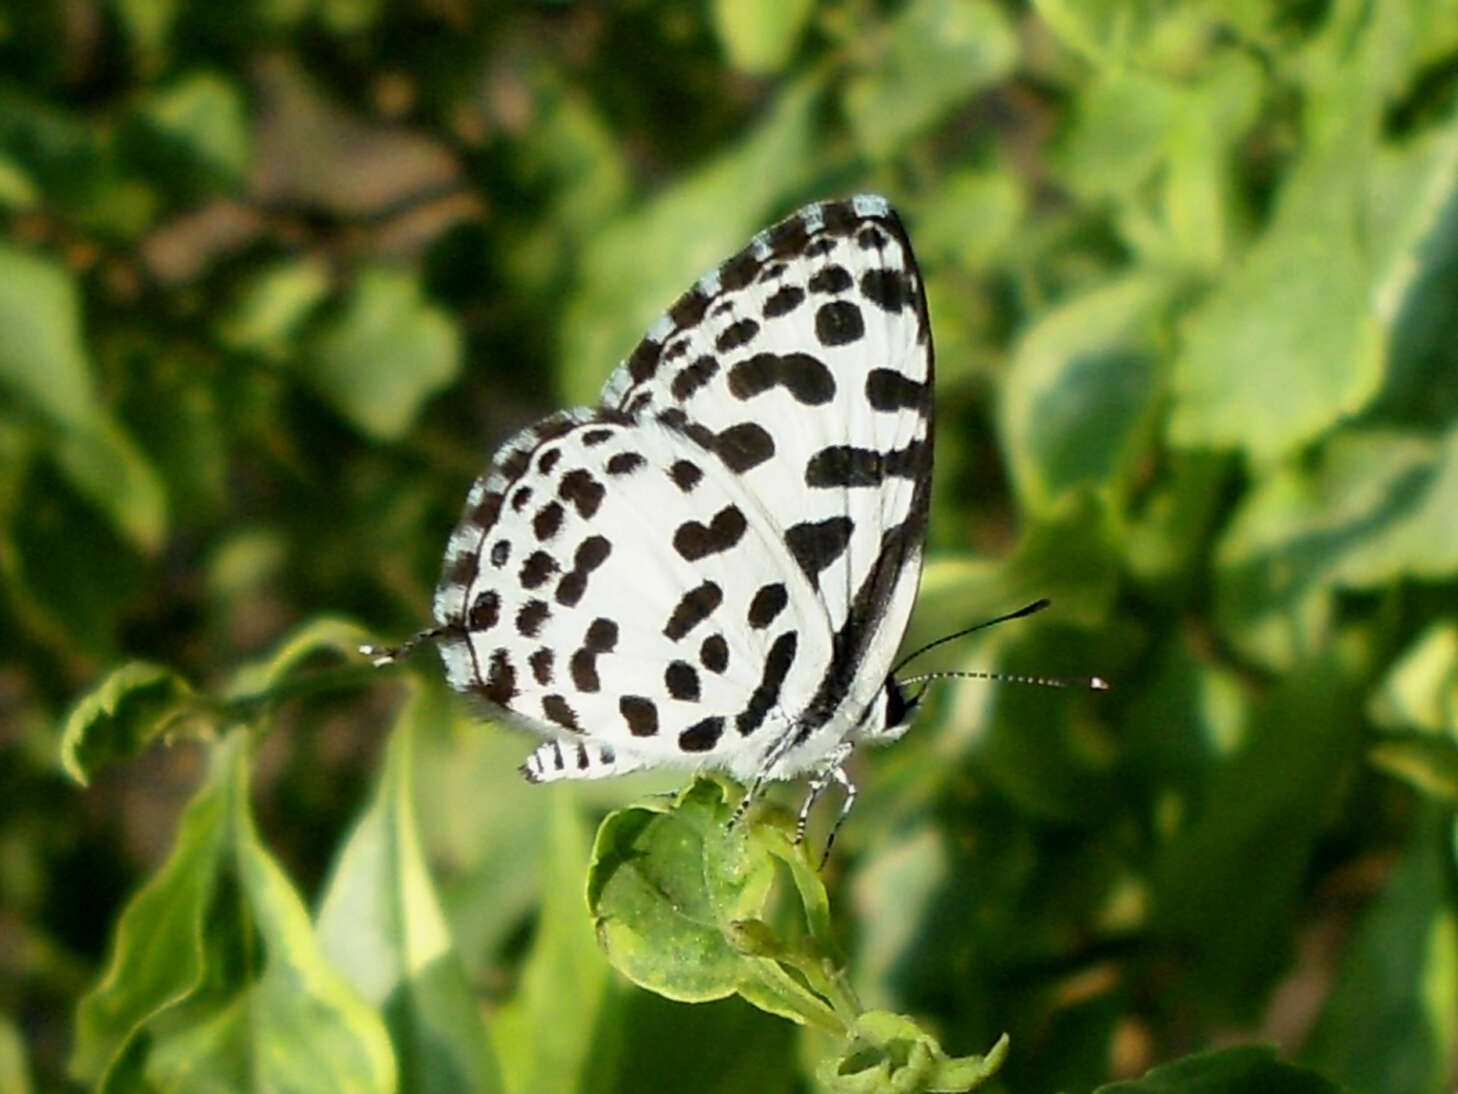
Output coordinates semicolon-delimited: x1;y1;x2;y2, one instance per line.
1095;1044;1343;1094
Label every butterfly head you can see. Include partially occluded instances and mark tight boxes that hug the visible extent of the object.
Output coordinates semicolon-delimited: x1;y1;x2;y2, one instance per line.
869;674;920;742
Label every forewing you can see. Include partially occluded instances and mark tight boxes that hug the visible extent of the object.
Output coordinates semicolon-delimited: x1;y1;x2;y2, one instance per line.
432;411;831;781
600;195;934;743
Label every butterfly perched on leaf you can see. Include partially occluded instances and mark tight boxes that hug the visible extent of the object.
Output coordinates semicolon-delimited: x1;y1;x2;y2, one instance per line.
368;195;935;844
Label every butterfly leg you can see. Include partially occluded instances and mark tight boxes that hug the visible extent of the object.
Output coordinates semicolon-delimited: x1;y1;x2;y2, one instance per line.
817;763;857;869
728;722;800;828
794;740;854;851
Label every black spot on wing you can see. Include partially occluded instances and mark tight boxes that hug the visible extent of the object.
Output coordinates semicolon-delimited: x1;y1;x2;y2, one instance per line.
538;448;562;475
663;580;723;640
511;486;533;512
543;694;580;731
700;634;728;673
516;599;550;637
727;352;834;406
678;716;724;752
748;583;787;629
533;501;564;541
786;517;853;581
674;506;747;561
763;285;805;318
715;318;760;352
519;551;558;589
485;648;516;705
736;631;797;736
716;422;775;473
606;451;646;476
860;268;908;312
865;369;927;412
671;355;719;401
620;695;658;737
581;428;614;446
490;540;510;567
815;300;865;346
529;647;554;685
669;459;703;492
805;441;927;488
665;661;700;701
467;590;500;631
808;265;852;293
559;469;605;519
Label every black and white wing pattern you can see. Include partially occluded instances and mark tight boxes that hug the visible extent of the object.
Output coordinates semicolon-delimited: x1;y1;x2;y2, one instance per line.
430;194;933;787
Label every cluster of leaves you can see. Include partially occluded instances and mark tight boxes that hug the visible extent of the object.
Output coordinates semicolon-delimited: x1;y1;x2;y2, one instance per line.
6;0;1458;1090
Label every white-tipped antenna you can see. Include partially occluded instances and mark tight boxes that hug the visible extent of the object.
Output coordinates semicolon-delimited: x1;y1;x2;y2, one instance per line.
359;626;447;668
900;669;1110;691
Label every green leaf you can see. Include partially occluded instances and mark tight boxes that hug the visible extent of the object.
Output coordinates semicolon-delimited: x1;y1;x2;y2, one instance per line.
492;785;607;1093
1169;156;1385;460
817;1012;1007;1094
72;730;397;1090
70;733;235;1084
1370;622;1458;736
224;615;374;702
1152;661;1363;1015
1302;808;1458;1093
306;267;462;441
843;0;1017;161
317;687;503;1094
561;76;822;406
1001;272;1169;512
1095;1044;1343;1093
132;71;252;189
0;1010;35;1094
219;258;332;357
0;243;167;551
913;170;1026;273
710;0;814;75
59;661;202;787
1215;427;1458;669
587;776;847;1032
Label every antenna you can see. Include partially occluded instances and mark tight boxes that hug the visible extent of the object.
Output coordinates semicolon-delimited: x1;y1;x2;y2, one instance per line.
891;598;1051;676
899;669;1109;691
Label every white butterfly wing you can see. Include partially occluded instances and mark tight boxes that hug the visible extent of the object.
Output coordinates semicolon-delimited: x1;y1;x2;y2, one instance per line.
433;195;933;783
599;195;934;766
432;410;832;781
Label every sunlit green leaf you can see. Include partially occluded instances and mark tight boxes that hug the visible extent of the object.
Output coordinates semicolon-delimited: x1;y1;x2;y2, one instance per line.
59;661;203;787
1370;621;1458;736
72;731;397;1090
132;71;252;189
1001;272;1169;512
220;258;332;357
818;1012;1006;1093
587;777;846;1032
1169;156;1385;460
0;1018;33;1094
317;687;502;1094
710;0;813;75
306;267;462;441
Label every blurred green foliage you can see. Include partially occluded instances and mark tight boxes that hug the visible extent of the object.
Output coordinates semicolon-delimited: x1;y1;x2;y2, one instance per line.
6;0;1458;1090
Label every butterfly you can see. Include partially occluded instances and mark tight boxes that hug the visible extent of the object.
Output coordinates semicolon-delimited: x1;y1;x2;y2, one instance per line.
367;194;934;848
